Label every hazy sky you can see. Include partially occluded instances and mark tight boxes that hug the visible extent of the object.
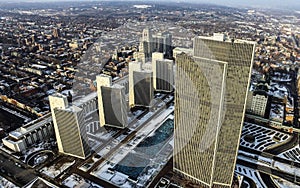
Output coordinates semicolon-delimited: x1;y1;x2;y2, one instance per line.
196;0;300;9
2;0;300;9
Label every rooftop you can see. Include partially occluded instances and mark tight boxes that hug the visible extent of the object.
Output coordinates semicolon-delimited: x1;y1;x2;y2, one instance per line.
196;33;256;45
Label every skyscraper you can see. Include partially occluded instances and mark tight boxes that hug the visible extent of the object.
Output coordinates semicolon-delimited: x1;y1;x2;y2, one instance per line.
174;34;255;188
137;28;173;63
49;94;90;159
96;74;128;128
129;61;154;107
138;28;153;62
153;31;172;58
152;52;174;92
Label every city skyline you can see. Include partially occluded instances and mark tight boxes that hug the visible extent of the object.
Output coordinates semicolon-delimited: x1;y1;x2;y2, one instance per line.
0;1;299;187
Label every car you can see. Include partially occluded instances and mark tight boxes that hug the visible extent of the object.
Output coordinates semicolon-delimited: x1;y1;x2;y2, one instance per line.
155;177;170;188
15;162;22;168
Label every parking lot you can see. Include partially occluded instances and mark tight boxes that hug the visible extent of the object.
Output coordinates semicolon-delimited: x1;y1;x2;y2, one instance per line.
240;122;291;151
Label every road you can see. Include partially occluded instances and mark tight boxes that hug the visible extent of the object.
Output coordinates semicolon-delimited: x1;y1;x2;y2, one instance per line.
237;158;300;187
259;172;278;188
148;157;173;188
239;146;300;168
267;132;299;155
63;94;174;187
87;102;172;174
72;168;119;188
242;176;257;188
0;150;36;186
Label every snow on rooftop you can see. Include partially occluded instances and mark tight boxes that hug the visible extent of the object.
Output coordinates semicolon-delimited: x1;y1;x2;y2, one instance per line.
110;172;128;186
9;131;22;138
63;174;103;188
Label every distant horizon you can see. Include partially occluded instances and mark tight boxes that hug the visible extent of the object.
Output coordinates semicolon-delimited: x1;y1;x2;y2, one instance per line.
1;0;300;10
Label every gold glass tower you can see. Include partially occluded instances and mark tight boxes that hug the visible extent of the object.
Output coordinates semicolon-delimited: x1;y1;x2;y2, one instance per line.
174;35;255;188
49;94;90;159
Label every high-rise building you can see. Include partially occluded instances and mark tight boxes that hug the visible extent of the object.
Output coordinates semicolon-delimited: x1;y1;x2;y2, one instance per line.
96;74;128;128
138;28;173;63
246;91;268;117
138;28;153;61
246;81;269;117
129;61;154;107
49;94;90;159
152;53;174;92
153;31;172;58
152;52;163;90
174;35;255;188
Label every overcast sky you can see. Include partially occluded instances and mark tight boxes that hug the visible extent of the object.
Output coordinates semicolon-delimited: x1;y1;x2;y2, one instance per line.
196;0;300;9
2;0;300;9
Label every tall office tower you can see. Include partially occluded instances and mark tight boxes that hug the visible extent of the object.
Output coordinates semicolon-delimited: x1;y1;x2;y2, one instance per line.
96;74;128;128
153;31;173;58
49;94;90;159
138;28;173;62
129;61;154;107
152;53;174;92
174;34;255;188
139;28;153;61
152;52;163;90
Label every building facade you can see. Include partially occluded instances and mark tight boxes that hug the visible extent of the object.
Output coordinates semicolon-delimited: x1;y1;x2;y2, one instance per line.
246;91;268;117
2;114;54;152
153;58;174;92
129;61;154;108
97;74;128;128
174;35;255;188
137;28;172;63
49;94;90;159
152;31;172;58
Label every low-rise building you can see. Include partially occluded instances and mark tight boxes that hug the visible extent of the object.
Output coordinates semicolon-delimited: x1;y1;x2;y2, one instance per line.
2;114;54;152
